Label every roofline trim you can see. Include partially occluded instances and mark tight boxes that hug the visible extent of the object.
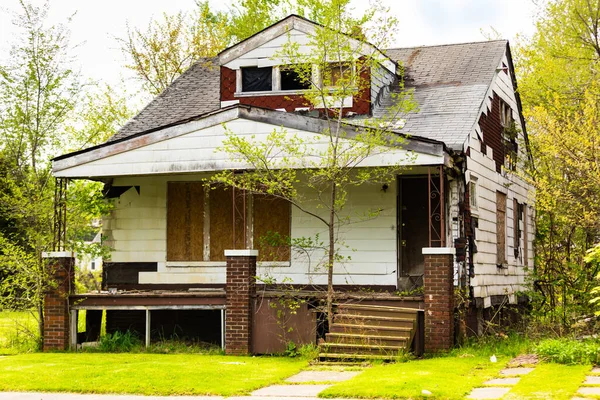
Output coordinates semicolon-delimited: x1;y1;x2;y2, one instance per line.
53;105;445;173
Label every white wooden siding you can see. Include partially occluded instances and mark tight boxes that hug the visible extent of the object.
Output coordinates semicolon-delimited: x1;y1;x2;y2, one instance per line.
464;51;535;303
55;118;444;178
105;174;399;287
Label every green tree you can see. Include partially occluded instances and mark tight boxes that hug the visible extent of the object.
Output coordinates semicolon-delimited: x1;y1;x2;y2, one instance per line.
516;0;600;326
212;2;415;327
118;1;230;96
0;1;116;346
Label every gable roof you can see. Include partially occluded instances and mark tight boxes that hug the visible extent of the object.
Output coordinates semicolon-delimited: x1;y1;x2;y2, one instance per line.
102;34;508;153
374;40;508;151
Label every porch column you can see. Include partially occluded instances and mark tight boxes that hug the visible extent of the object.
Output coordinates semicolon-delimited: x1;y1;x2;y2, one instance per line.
224;249;257;355
422;247;455;352
42;251;75;351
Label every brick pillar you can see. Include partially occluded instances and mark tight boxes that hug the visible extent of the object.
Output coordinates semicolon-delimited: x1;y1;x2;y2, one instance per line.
42;252;75;351
422;248;455;352
225;249;257;355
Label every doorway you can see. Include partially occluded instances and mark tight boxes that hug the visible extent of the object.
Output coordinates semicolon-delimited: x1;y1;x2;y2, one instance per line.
397;176;429;291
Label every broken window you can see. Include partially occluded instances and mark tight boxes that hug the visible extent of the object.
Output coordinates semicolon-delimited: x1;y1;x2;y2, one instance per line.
324;62;353;87
500;100;518;171
280;65;310;91
496;191;507;266
469;178;478;210
241;66;272;92
513;199;524;260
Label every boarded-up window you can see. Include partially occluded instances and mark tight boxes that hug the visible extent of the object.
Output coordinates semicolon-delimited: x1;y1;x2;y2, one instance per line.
496;191;507;266
523;205;528;267
209;186;246;261
167;182;204;261
513;199;524;259
253;195;291;261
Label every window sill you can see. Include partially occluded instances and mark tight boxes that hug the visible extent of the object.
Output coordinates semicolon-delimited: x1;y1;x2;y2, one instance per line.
235;90;308;97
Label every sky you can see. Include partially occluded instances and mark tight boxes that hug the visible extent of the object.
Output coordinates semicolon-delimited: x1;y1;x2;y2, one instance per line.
0;0;542;91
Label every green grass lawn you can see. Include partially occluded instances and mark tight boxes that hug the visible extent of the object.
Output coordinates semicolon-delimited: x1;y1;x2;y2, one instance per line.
0;353;307;396
504;363;590;400
319;356;508;399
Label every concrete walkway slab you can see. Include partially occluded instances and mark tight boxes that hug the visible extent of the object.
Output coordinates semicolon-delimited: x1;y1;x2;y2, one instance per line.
0;394;220;400
500;367;534;376
467;387;511;399
585;376;600;385
592;367;600;374
484;377;520;386
578;387;600;396
285;371;360;383
251;385;331;397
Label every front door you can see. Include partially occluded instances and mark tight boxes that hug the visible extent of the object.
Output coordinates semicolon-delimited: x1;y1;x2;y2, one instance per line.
397;176;429;291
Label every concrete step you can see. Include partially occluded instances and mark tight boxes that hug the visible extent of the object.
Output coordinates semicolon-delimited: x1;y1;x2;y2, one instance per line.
321;342;408;356
334;313;415;329
336;303;420;319
318;352;401;361
329;323;412;337
326;332;409;347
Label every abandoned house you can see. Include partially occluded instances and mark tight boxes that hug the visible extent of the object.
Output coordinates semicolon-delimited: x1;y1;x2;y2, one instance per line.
44;15;534;357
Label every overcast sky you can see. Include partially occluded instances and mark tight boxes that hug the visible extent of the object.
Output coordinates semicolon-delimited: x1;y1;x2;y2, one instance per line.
0;0;542;90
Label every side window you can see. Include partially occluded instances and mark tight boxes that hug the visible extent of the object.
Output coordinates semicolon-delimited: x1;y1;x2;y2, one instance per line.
469;178;478;210
241;66;272;92
496;191;507;266
500;100;518;171
513;199;523;259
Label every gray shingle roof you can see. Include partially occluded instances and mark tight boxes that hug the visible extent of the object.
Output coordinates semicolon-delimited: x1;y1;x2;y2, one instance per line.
108;40;508;152
376;40;508;151
109;58;220;142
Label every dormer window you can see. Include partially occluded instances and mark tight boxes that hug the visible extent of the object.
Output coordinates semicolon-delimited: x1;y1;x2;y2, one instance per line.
241;66;272;92
324;62;353;87
280;65;311;91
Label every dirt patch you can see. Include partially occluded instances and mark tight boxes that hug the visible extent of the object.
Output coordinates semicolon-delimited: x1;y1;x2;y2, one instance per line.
507;354;538;367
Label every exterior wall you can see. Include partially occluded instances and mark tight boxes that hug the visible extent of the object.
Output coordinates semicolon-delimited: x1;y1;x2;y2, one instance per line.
464;51;534;306
103;174;400;287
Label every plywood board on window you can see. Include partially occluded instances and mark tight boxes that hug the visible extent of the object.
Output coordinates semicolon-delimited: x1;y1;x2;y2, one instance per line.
209;186;246;260
254;194;291;261
167;182;204;261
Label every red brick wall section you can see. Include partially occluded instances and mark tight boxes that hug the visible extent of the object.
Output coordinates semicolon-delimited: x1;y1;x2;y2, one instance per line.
220;65;371;116
225;255;257;355
423;253;454;352
43;257;74;351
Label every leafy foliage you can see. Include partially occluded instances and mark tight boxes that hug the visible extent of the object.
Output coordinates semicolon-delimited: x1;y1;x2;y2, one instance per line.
535;337;600;365
516;0;600;327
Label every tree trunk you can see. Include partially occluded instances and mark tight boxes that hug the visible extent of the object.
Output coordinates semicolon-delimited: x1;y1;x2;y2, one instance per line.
327;181;336;329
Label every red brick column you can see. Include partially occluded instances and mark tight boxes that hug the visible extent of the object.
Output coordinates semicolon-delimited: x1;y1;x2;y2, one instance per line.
422;248;455;352
42;252;75;351
225;249;257;355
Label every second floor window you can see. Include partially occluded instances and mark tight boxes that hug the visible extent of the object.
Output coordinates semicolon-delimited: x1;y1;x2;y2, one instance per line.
241;66;272;92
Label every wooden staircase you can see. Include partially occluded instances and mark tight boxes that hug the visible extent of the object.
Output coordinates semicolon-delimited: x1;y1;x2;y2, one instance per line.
319;303;421;361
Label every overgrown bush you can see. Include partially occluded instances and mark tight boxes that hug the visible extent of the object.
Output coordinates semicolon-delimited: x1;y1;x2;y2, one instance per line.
535;338;600;365
450;332;533;358
98;330;141;352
